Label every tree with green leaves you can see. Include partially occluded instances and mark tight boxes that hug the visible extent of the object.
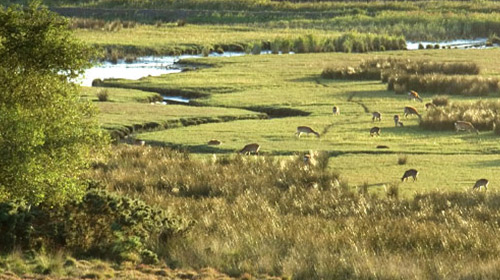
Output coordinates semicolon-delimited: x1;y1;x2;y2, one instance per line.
0;2;107;205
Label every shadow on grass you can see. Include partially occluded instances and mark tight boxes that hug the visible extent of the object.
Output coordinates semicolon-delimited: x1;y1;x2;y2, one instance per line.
469;159;500;167
343;90;401;101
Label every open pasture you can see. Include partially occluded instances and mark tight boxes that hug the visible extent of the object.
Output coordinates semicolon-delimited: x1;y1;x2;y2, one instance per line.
96;48;500;196
81;86;266;135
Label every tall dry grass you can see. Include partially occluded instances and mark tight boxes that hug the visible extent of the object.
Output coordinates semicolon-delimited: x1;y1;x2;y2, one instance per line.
322;57;480;80
388;74;500;96
86;145;500;278
420;100;500;131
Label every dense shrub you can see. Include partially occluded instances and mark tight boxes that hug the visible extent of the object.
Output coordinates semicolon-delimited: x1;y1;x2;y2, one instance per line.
96;89;109;101
420;100;500;131
0;189;188;264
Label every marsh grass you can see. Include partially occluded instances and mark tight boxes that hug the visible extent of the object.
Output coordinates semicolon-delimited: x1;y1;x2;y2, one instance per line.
432;95;449;107
323;57;496;96
323;57;480;81
85;145;500;278
389;74;499;96
421;100;500;131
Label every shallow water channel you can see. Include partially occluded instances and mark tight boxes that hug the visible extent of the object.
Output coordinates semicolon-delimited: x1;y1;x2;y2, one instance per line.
78;52;247;87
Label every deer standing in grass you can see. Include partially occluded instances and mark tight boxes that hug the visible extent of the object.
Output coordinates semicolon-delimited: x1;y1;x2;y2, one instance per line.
239;143;260;155
473;179;489;190
372;112;382;122
401;169;419;182
408;90;423;102
332;106;340;115
425;102;435;110
393;115;404;127
454;121;479;135
296;126;320;138
404;106;422;121
370;127;381;137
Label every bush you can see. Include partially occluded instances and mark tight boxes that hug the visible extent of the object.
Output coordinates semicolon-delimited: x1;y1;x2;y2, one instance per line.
96;89;109;101
0;189;188;264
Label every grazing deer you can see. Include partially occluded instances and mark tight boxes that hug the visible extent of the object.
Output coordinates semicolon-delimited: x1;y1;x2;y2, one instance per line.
370;126;381;137
401;169;419;182
425;102;436;110
454;121;479;135
332;106;340;115
208;139;222;145
296;126;320;138
393;115;404;127
372;112;382;122
473;179;489;190
408;90;423;102
404;106;422;121
239;143;260;155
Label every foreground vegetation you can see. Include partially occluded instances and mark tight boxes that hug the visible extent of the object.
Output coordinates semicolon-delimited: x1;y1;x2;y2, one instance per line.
86;145;500;279
4;1;500;279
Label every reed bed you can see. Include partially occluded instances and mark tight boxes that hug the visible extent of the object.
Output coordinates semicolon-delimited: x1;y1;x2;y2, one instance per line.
420;100;500;131
322;57;480;80
389;74;500;96
322;57;498;96
84;145;500;278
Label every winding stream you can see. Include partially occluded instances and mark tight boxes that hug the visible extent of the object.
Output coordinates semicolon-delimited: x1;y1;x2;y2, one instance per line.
79;38;496;91
78;52;247;87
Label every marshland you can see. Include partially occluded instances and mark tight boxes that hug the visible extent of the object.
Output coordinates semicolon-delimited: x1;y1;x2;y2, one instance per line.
2;1;500;279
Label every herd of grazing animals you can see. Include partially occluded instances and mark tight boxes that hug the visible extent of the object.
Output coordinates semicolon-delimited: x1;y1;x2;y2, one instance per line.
207;89;487;191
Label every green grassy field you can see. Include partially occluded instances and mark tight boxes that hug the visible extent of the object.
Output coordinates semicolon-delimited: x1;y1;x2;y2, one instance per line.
95;49;500;196
81;87;266;136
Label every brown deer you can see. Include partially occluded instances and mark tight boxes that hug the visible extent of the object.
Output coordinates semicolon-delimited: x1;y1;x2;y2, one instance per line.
296;126;320;138
239;143;260;155
425;102;436;110
473;179;489;190
372;111;382;122
332;106;340;115
404;106;422;121
454;121;479;135
208;139;222;145
408;90;423;102
370;126;381;137
393;115;404;127
401;169;419;182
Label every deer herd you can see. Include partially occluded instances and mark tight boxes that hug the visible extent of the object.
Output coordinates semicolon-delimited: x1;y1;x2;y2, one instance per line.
135;89;487;191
